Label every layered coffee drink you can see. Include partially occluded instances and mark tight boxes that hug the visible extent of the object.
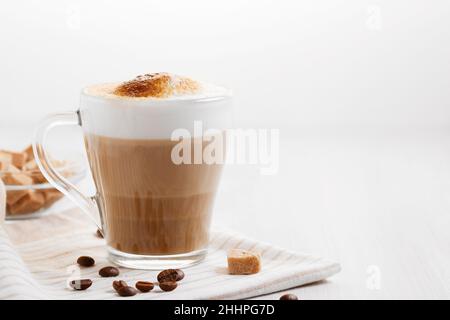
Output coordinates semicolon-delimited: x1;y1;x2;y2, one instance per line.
81;73;231;262
85;135;223;255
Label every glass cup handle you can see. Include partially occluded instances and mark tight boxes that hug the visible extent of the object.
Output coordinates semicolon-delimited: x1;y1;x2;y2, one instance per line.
33;110;102;231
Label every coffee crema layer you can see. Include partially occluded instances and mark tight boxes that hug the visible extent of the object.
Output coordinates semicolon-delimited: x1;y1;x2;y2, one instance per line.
85;134;224;255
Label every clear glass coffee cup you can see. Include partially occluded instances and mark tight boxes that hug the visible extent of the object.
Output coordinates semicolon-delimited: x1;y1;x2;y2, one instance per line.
33;84;232;269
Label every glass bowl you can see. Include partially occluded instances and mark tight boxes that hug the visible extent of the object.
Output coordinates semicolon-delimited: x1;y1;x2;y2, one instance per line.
1;157;86;220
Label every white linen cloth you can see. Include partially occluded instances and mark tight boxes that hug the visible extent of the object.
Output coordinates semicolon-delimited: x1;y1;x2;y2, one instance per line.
0;208;340;300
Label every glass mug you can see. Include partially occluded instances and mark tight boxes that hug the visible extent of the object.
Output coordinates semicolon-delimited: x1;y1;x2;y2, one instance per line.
34;86;232;269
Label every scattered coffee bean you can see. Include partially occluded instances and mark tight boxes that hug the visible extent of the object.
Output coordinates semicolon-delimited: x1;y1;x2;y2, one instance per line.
76;256;95;267
113;280;128;292
174;269;185;281
280;293;298;300
135;281;154;292
157;269;178;282
99;266;119;277
157;269;183;283
117;286;138;297
69;279;92;290
96;229;104;238
159;281;177;292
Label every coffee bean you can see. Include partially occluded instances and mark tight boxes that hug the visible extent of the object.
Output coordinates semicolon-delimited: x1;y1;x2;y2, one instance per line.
159;281;177;292
113;280;128;292
99;266;119;277
174;269;185;281
96;229;104;238
69;279;92;290
135;281;154;292
117;286;138;297
157;269;178;282
157;269;183;282
280;293;298;300
77;256;95;267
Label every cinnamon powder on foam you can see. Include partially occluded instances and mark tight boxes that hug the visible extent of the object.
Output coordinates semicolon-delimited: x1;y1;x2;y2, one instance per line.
113;73;201;98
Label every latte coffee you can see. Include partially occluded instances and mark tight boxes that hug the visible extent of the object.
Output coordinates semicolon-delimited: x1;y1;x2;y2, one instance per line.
85;134;223;255
34;73;232;269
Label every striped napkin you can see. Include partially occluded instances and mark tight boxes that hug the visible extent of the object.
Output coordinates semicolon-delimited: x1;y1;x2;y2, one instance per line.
0;208;340;300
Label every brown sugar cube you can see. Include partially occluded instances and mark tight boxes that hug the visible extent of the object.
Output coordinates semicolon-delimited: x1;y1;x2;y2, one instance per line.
0;151;12;165
227;249;261;275
30;170;47;184
1;163;20;181
2;166;33;186
0;160;10;171
50;159;66;168
22;145;34;161
8;191;45;215
2;172;33;186
39;188;63;207
0;150;12;159
5;164;20;173
0;150;27;169
11;152;27;169
23;160;38;171
23;160;46;183
6;190;30;206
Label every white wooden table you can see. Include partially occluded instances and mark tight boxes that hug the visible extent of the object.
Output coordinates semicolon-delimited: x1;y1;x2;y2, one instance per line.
2;126;450;299
218;129;450;300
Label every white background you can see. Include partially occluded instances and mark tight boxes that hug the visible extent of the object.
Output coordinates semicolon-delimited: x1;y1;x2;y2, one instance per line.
1;0;449;130
1;0;450;299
